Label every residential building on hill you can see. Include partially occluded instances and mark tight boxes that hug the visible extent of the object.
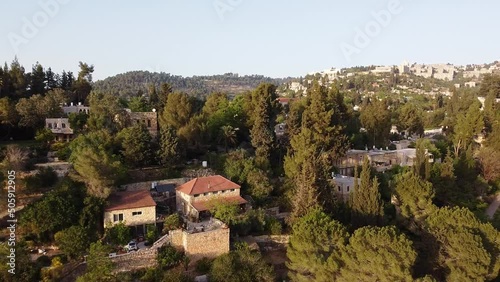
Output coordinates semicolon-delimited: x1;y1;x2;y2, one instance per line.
335;148;436;175
104;190;157;235
176;175;247;221
331;175;360;203
63;102;90;114
127;110;159;138
45;118;74;142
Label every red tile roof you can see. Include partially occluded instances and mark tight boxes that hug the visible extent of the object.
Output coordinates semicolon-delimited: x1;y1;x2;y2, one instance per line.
191;195;248;212
276;97;297;104
105;190;156;212
176;175;241;195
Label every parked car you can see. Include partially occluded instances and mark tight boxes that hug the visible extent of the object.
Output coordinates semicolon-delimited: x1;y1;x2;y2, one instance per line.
124;240;138;252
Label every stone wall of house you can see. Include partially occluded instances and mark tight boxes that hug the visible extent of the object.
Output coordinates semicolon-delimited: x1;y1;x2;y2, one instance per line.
177;189;242;219
104;206;156;227
176;191;193;214
128;112;159;137
191;189;241;203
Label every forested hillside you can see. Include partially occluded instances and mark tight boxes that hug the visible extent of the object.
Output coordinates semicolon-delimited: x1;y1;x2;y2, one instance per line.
93;71;293;98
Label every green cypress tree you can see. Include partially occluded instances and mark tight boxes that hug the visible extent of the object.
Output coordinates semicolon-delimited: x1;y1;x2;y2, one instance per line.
248;83;278;171
350;157;384;228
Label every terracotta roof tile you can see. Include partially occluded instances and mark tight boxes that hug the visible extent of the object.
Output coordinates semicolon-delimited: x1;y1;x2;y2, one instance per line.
105;190;156;212
176;175;240;195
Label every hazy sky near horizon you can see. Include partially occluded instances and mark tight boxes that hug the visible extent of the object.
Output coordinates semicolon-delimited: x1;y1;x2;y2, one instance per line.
1;0;499;80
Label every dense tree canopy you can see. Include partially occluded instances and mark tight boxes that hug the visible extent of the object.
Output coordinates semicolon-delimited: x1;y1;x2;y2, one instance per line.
287;208;348;281
340;226;416;282
70;130;126;198
210;243;275;282
350;157;384;228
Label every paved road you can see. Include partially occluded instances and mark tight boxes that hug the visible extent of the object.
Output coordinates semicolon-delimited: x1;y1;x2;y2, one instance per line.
486;194;500;219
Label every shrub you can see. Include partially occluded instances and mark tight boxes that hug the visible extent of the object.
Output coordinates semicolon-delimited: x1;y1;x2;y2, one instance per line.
266;217;282;235
23;167;58;194
195;257;213;274
36;255;51;267
157;245;184;270
140;268;162;282
146;225;159;244
105;222;132;246
162;213;182;234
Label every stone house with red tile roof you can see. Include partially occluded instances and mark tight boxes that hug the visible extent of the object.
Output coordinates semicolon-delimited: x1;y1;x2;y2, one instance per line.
104;190;157;234
176;175;247;221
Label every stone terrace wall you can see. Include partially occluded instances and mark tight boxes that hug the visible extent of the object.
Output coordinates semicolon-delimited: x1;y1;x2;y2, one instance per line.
170;229;184;250
112;249;158;273
253;235;290;245
111;233;171;273
184;227;230;261
121;178;187;191
169;227;230;262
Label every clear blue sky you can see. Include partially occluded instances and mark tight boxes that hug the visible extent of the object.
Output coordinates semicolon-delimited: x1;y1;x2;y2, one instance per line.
1;0;499;80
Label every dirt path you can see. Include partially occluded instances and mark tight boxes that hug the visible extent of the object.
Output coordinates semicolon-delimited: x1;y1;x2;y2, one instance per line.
486;194;500;219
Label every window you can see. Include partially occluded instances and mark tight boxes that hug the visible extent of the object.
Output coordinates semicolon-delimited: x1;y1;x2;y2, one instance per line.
147;119;151;127
113;213;124;222
48;123;52;129
132;211;142;216
347;186;350;192
204;192;209;196
62;123;66;128
230;189;235;192
194;194;200;198
338;186;341;192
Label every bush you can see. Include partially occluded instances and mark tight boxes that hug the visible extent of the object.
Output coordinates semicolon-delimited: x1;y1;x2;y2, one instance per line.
36;255;51;267
195;257;213;274
266;217;282;235
157;245;184;270
146;226;159;244
140;268;162;282
105;222;132;246
41;256;65;281
23;167;58;194
56;146;71;161
162;213;182;234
